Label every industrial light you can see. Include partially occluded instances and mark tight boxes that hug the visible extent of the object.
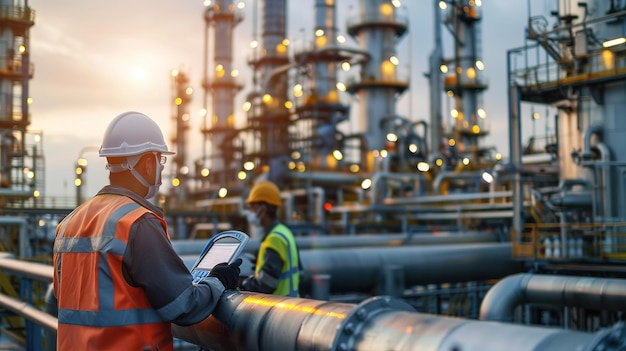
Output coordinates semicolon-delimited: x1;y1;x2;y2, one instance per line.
361;178;372;190
477;108;486;119
332;150;343;161
172;178;180;187
602;37;626;48
481;171;494;184
244;161;255;170
417;162;430;172
200;168;210;177
237;171;247;180
386;133;398;142
218;187;228;198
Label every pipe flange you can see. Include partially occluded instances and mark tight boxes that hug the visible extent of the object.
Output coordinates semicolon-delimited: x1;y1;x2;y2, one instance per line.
331;295;414;351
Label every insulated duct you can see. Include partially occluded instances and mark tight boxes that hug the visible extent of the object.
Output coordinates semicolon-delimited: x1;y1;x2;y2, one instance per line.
479;273;626;322
172;291;626;351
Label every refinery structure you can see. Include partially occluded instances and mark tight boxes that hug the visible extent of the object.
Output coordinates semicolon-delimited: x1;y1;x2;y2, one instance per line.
3;0;626;350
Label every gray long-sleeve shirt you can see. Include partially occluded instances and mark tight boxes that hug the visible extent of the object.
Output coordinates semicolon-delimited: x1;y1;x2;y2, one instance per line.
99;185;225;326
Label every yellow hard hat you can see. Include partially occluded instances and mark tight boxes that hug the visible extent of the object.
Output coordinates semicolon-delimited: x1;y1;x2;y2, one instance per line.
246;181;281;207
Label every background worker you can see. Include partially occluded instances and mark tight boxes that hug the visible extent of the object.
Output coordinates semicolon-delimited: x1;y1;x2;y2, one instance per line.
240;180;301;297
53;111;241;351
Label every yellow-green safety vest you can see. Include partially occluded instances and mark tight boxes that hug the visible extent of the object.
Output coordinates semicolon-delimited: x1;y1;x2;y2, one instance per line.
256;223;300;297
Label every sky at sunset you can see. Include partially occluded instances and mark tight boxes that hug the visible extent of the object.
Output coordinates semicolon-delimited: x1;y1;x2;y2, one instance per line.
26;0;536;199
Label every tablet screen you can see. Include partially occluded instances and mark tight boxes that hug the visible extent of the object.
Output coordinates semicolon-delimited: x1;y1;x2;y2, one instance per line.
195;243;241;272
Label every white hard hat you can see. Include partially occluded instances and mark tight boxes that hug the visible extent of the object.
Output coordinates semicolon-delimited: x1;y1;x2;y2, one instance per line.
99;111;175;157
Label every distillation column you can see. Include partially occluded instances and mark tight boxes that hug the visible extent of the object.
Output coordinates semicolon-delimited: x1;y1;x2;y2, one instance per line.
345;0;408;163
169;69;192;202
292;0;350;170
202;0;243;186
0;1;41;200
441;0;489;163
246;0;291;183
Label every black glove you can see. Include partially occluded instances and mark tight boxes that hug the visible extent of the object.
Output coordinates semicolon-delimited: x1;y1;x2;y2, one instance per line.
209;258;242;290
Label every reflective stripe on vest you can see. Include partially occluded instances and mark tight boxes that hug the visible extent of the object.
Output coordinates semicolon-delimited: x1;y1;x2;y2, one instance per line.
54;197;165;328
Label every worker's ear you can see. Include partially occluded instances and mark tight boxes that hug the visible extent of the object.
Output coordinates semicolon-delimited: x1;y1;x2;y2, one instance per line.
139;154;155;178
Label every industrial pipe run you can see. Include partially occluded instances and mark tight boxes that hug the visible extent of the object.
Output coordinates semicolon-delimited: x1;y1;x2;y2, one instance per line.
480;273;626;322
172;291;626;351
181;243;524;296
171;231;499;256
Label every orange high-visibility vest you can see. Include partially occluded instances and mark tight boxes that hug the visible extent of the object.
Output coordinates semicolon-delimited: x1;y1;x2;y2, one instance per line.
53;194;173;351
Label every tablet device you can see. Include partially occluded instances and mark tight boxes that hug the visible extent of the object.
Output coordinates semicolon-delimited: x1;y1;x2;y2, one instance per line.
190;230;249;284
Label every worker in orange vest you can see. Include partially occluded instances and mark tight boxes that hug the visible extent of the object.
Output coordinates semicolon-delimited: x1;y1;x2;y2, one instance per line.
53;111;241;350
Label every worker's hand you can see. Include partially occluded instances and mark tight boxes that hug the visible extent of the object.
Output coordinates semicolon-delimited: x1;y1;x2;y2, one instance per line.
209;258;242;290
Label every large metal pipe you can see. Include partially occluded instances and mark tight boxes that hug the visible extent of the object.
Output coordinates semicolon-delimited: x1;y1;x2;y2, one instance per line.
0;255;53;282
172;231;499;256
173;291;626;351
479;273;626;322
297;243;522;293
0;292;57;332
182;243;524;294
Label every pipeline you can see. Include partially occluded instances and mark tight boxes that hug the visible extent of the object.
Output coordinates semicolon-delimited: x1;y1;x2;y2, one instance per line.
172;291;626;351
181;243;524;295
171;231;499;256
479;273;626;322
